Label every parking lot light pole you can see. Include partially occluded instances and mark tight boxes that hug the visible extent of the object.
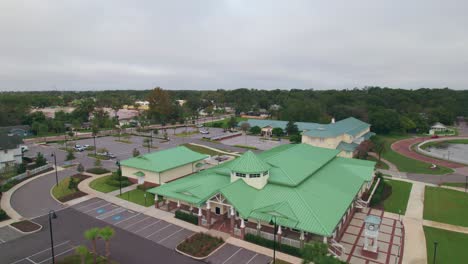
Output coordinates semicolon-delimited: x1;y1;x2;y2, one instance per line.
51;153;58;186
116;160;122;196
49;210;58;264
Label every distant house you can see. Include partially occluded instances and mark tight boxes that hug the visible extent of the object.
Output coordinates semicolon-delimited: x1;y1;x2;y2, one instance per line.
0;135;23;170
120;146;209;186
245;117;374;158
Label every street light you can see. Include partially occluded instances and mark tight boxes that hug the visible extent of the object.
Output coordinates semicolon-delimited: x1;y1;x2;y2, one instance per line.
51;153;58;186
49;210;58;264
269;216;277;264
433;241;438;264
116;160;122;196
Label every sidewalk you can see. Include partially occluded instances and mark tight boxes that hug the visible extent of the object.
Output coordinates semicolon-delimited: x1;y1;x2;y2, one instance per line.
77;174;302;264
369;152;399;172
402;181;427;264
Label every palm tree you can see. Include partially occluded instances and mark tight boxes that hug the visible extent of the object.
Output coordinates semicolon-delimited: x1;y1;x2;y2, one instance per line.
75;245;89;264
84;227;100;264
99;226;115;263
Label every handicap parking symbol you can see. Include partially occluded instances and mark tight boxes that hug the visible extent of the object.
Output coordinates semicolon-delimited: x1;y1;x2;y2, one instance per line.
97;209;105;214
113;215;122;221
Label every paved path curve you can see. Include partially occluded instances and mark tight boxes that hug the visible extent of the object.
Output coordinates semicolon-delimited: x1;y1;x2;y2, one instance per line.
10;169;76;218
391;136;465;169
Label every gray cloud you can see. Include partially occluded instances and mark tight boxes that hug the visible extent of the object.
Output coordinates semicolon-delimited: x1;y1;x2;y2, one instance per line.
0;0;467;91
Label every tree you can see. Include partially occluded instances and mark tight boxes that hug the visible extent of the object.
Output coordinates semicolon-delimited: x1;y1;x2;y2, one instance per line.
99;226;115;263
35;152;47;166
368;108;400;134
289;134;302;143
75;245;89;264
371;136;385;162
94;158;102;168
272;127;284;137
250;126;261;135
132;148;140;157
77;163;84;173
227;117;238;129
66;149;75;161
68;177;79;191
285;121;299;135
147;87;173;124
84;227;100;264
356;140;373;159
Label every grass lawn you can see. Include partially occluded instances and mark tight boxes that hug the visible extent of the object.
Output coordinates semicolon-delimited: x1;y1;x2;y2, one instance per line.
424;226;468;264
175;131;199;137
424;186;468;227
204;117;247;127
117;189;155;207
442;182;468;188
382;179;412;214
376;135;453;175
52;177;78;199
89;175;130;193
233;144;258;150
180;143;230;156
367;155;390;170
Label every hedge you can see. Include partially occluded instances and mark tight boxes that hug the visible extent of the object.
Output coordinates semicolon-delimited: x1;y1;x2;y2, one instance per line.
85;167;110;175
244;233;302;257
0;209;9;221
0;179;20;192
175;210;198;225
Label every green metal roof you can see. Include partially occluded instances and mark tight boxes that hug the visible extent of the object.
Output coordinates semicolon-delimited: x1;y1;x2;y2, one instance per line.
337;142;359;152
148;144;376;236
303;117;370;138
120;146;209;173
133;171;145;177
228;150;271;174
245;120;321;132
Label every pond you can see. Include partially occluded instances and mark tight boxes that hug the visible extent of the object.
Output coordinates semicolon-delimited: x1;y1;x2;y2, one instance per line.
427;144;468;165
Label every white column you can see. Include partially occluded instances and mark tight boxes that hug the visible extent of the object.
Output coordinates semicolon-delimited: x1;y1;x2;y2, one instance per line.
257;221;262;230
198;207;202;216
189;205;193;211
277;225;282;235
177;200;180;208
323;236;328;244
240;219;245;228
300;231;305;241
206;201;211;209
230;206;235;216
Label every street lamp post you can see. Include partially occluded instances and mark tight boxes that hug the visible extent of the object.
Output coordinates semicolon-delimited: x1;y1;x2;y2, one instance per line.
116;160;122;196
433;241;438;264
269;216;277;264
48;210;58;264
93;135;97;156
51;153;58;186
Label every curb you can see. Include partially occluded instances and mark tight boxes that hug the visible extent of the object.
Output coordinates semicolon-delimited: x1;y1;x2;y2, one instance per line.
174;233;226;260
9;220;43;235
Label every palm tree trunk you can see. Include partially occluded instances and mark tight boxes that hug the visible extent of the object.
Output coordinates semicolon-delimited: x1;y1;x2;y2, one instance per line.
92;240;97;264
106;241;111;264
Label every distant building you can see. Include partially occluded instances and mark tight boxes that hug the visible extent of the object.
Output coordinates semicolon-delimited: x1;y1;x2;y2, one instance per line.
120;146;209;186
0;134;23;170
175;99;187;106
245;117;374;158
30;107;75;118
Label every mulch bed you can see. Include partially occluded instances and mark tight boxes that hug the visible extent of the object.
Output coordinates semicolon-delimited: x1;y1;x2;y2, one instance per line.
11;220;41;233
71;174;91;181
177;232;224;258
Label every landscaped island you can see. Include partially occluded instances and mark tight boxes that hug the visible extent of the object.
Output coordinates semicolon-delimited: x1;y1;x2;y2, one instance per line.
176;233;224;259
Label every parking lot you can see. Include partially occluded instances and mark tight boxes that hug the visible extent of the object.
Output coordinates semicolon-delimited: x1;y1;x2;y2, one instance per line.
72;198;271;263
10;240;76;264
0;226;24;245
220;135;290;150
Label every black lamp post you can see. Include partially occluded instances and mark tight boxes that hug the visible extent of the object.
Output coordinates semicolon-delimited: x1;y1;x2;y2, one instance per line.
433;241;438;264
51;153;58;186
269;216;277;264
93;135;97;156
49;210;58;264
116;160;122;196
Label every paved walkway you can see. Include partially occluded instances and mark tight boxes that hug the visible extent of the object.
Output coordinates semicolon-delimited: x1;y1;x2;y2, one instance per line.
368;153;399;172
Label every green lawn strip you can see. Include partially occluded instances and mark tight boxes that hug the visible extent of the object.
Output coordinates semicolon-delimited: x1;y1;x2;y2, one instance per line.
52;177;78;199
442;182;468;188
117;189;154;207
89;174;130;193
87;153;110;160
424;226;468;264
204;117;247;127
376;135;453;175
233;144;258;150
367;155;390;170
175;131;199;137
180;143;227;156
423;186;468;227
382;179;412;214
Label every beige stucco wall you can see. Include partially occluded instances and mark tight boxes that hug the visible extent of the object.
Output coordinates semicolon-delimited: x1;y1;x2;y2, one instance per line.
122;161;198;185
301;127;370;156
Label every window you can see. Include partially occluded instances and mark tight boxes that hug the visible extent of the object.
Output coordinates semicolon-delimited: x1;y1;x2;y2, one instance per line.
250;173;260;178
235;172;246;178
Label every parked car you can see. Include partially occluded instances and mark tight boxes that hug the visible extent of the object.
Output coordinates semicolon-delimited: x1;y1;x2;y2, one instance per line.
97;151;116;159
199;130;210;134
83;144;90;149
74;145;86;152
20;145;28;152
196;124;204;128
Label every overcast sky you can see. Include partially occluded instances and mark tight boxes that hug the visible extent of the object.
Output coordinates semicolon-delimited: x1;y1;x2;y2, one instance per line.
0;0;467;91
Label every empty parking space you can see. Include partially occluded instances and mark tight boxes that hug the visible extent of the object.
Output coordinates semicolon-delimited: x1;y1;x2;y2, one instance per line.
0;226;24;244
101;209;137;224
206;243;272;264
115;213;148;228
11;240;75;264
148;224;180;242
159;229;194;249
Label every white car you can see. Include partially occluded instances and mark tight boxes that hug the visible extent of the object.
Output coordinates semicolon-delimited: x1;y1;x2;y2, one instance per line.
199;130;210;134
74;145;86;152
20;146;28;152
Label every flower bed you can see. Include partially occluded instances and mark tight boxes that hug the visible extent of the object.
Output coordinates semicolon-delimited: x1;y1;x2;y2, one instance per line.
177;232;224;258
10;220;42;233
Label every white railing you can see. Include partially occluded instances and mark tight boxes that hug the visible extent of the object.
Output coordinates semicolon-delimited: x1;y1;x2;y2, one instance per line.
281;236;301;248
2;164;52;184
234;227;241;237
355;198;368;209
328;239;344;258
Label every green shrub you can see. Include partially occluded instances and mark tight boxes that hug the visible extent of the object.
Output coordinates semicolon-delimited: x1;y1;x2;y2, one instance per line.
16;163;27;174
175;210;198;225
0;179;20;192
370;173;391;206
85;167;110;175
244;234;302;257
0;209;9;221
289;134;302;143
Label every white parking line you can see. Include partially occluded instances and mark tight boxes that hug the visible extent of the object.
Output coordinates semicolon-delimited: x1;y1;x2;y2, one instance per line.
25;258;37;264
84;202;110;213
75;199;105;210
222;248;243;264
158;228;184;243
37;246;76;264
134;219;162;233
0;237;5;243
145;223;172;238
96;207;126;220
9;241;70;264
123;216;151;229
246;253;258;264
114;212;141;225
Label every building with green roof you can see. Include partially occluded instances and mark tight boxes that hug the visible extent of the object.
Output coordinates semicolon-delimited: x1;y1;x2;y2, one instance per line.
120;146;209;185
245;117;375;158
147;143;376;249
